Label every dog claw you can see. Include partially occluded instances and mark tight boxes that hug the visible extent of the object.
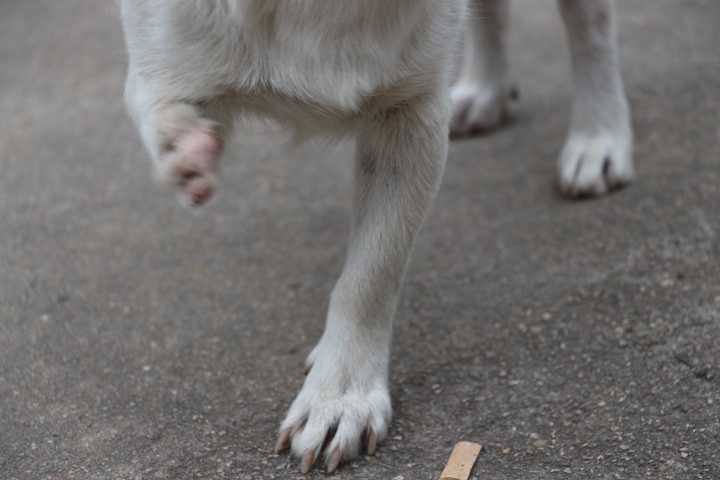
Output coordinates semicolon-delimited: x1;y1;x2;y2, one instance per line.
274;429;291;453
326;448;342;473
367;429;378;456
301;450;316;474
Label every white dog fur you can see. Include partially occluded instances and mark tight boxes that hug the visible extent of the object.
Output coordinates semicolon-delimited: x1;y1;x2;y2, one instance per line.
121;0;633;473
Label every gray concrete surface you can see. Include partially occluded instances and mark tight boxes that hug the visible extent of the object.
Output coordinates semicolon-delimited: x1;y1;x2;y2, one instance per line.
1;1;719;479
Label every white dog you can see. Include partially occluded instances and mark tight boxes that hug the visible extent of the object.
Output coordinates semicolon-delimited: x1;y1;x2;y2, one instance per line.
121;0;633;473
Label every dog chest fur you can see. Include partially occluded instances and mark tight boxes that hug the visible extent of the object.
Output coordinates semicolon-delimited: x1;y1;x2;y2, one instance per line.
123;0;466;126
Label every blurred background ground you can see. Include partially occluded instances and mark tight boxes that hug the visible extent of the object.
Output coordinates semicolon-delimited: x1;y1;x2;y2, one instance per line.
1;1;719;479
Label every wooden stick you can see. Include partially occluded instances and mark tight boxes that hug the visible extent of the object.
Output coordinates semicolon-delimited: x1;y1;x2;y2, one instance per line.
440;441;482;480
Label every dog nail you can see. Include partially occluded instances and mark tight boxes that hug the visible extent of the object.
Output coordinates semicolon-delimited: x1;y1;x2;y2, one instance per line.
327;448;342;473
300;450;316;474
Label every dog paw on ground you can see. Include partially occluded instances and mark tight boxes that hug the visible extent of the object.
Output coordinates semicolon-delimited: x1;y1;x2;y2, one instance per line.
558;128;633;197
450;81;518;136
275;339;391;473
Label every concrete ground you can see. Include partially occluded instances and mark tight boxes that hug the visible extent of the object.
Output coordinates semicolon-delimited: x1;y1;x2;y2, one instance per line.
1;1;719;479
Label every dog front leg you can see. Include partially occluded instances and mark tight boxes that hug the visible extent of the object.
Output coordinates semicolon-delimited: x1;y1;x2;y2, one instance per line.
276;96;449;473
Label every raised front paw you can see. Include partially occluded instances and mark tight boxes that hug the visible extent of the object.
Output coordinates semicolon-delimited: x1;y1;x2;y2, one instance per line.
148;104;224;207
275;341;391;474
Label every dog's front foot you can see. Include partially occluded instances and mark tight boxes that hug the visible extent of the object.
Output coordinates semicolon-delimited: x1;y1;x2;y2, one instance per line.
275;337;391;473
558;123;633;197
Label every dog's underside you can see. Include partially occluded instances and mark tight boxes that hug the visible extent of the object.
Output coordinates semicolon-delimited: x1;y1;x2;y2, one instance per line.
121;0;633;473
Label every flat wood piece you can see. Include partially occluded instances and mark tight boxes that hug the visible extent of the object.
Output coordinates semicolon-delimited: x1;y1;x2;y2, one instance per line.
440;441;482;480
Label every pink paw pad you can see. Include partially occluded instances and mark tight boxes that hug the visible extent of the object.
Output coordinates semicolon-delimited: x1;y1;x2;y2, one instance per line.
167;129;223;207
176;130;223;169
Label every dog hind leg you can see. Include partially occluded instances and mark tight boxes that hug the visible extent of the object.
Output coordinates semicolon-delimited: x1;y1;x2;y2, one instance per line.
450;0;516;135
557;0;634;196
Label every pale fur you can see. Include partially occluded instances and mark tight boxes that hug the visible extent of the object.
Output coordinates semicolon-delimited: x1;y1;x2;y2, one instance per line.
452;0;634;195
121;0;633;472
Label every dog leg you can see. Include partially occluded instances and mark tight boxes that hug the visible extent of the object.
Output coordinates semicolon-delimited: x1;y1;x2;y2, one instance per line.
450;0;515;135
557;0;634;196
276;97;449;473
